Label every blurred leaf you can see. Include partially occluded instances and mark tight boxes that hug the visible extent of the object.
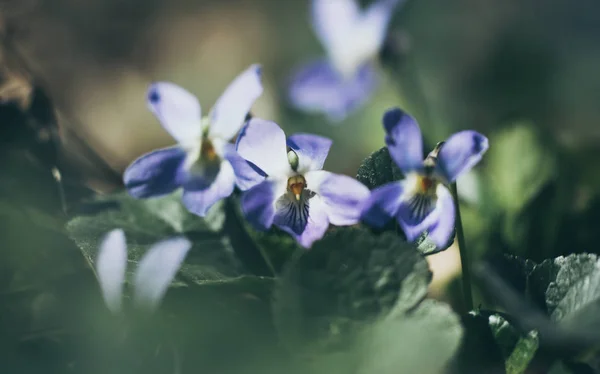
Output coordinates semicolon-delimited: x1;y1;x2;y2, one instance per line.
505;330;539;374
67;191;242;286
486;122;557;213
355;300;463;374
273;227;431;354
488;312;521;360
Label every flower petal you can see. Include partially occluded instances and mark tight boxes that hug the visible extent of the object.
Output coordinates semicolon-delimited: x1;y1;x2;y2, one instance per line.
288;59;378;122
124;147;186;198
209;64;263;140
427;185;456;248
382;108;424;173
241;179;287;231
311;0;359;54
287;133;332;173
436;130;489;183
396;191;439;242
147;82;203;147
361;181;404;228
222;143;266;191
182;161;236;217
304;170;370;226
96;229;127;314
236;119;290;176
133;236;191;311
277;194;330;248
354;0;403;58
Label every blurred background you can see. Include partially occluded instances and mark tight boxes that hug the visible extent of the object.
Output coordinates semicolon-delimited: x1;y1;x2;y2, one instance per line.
2;0;600;372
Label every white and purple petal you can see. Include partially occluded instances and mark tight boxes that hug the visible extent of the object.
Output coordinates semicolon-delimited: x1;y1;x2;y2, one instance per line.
288;59;378;122
311;0;359;54
209;64;263;141
236;119;291;176
382;108;424;173
276;194;330;248
426;185;456;248
287;133;332;173
396;191;439;242
132;236;192;311
124;147;187;198
304;170;370;226
356;0;404;57
222;143;266;191
435;130;489;183
147;82;203;147
182;161;236;217
361;181;405;228
241;179;287;231
96;229;128;314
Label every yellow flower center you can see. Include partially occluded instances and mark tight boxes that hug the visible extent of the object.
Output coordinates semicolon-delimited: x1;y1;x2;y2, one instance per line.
416;175;438;195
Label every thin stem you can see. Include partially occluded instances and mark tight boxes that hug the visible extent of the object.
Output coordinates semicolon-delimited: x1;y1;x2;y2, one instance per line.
450;182;473;311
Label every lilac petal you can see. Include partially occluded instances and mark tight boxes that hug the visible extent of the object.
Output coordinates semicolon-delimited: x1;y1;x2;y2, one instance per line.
287;133;332;172
427;185;456;248
147;82;203;147
182;161;236;217
96;229;127;314
236;119;290;176
241;179;287;231
209;64;263;141
361;181;404;228
305;170;370;226
288;59;378;122
277;195;330;248
311;0;359;53
358;0;404;53
133;236;191;311
436;130;489;183
222;143;266;191
396;191;439;242
124;147;186;198
383;108;424;173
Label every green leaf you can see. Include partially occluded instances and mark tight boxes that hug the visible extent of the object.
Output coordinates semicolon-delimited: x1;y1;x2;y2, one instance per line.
505;330;539;374
356;147;404;190
486;122;557;213
273;226;431;354
67;191;242;286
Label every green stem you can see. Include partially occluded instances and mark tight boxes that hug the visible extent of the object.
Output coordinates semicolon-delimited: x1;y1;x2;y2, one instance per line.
450;182;473;311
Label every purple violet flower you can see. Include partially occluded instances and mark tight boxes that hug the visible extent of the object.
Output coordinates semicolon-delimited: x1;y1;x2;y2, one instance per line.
96;229;191;313
288;0;403;122
236;119;370;248
362;108;489;247
123;65;265;216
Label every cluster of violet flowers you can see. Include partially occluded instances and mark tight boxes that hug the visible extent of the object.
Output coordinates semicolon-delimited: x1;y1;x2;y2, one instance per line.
94;0;489;313
122;61;488;249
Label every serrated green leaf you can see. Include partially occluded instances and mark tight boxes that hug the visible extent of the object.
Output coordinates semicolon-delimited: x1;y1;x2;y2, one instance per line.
273;227;431;354
67;191;241;286
506;330;539;374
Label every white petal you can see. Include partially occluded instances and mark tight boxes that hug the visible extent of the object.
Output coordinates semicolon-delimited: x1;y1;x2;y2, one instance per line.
209;64;263;140
132;237;192;311
96;229;128;314
312;0;359;53
147;82;203;147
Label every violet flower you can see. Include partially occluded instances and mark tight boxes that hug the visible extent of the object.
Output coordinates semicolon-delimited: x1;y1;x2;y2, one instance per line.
123;65;264;216
288;0;403;122
236;119;370;248
362;108;489;247
96;229;191;313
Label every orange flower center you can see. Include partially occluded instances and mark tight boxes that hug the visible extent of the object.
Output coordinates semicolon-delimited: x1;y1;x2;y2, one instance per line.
201;138;218;161
287;175;306;201
417;175;437;194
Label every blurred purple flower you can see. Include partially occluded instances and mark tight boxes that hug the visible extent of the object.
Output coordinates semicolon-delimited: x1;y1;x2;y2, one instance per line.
236;119;370;248
123;65;264;216
96;229;191;313
362;108;489;247
288;0;403;122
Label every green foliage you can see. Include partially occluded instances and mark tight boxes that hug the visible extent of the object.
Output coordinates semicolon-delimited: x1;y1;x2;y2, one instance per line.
505;330;539;374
